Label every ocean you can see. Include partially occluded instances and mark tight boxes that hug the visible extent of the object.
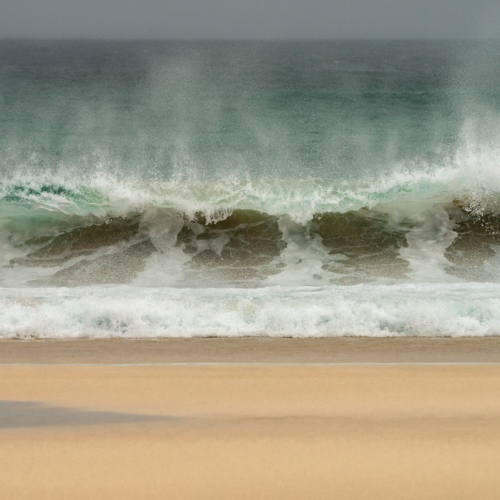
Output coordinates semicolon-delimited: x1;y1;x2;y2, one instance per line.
1;39;500;338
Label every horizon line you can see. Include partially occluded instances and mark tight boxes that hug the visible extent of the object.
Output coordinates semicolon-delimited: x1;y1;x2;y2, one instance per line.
1;37;499;43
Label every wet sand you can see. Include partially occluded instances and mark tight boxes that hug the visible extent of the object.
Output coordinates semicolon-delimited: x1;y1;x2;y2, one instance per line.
2;336;500;363
2;339;500;499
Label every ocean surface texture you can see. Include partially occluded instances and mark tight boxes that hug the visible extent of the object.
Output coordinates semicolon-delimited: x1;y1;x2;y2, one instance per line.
1;40;500;338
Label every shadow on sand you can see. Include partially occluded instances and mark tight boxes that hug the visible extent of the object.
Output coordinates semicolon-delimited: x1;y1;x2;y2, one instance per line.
0;400;169;428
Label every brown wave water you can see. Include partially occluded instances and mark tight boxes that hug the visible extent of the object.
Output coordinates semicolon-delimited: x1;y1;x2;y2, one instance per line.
6;203;500;287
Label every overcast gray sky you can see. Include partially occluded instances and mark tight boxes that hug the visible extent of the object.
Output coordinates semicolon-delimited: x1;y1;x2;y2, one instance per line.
1;0;500;40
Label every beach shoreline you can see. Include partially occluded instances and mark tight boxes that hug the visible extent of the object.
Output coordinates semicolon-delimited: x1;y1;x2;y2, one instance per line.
1;336;500;364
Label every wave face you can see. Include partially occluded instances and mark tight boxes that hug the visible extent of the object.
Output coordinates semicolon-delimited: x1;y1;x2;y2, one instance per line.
1;40;500;338
3;169;500;288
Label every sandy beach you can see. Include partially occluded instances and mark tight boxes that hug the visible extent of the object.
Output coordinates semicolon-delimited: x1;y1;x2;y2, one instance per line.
1;339;500;499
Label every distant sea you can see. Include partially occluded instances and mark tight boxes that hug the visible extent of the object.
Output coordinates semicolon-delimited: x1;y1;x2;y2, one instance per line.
1;39;500;338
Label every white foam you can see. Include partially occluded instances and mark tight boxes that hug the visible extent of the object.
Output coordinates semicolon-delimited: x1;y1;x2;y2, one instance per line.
3;147;500;224
398;204;459;282
1;283;500;339
265;215;334;286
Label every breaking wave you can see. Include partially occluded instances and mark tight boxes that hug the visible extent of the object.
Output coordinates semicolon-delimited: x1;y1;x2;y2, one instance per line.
2;160;500;289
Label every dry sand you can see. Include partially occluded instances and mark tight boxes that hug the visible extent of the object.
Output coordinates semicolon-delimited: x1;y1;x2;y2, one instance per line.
1;339;500;499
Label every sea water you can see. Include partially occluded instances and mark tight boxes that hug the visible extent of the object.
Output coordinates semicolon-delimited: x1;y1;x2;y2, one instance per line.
1;40;500;338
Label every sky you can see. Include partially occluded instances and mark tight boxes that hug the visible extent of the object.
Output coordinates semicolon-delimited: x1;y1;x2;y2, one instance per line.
1;0;500;40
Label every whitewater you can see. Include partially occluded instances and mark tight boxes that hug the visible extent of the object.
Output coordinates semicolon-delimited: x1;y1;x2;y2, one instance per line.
1;40;500;338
